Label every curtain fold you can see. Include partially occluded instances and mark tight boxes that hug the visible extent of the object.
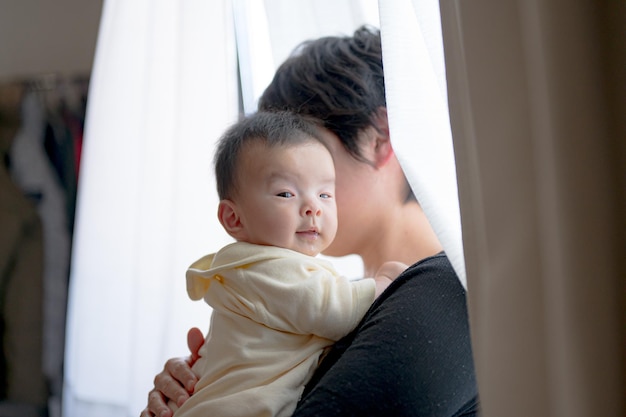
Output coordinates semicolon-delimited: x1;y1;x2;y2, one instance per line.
63;1;238;415
440;0;626;415
378;0;466;288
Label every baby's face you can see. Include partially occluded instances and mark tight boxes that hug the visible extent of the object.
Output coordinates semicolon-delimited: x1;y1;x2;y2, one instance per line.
233;139;337;257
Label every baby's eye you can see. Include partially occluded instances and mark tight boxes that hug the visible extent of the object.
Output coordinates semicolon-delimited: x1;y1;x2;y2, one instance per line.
320;193;332;199
276;191;294;198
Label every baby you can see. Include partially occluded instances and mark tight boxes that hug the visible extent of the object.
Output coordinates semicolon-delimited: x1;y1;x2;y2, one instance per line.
173;111;405;417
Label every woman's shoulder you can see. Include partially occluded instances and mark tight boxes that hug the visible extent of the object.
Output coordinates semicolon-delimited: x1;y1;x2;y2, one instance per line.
404;250;455;275
296;250;478;417
380;251;464;302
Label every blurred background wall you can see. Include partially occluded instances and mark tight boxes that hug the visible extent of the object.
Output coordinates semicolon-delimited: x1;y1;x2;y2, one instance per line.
0;2;102;417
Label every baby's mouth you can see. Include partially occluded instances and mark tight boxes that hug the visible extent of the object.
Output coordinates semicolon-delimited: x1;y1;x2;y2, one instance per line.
296;228;320;239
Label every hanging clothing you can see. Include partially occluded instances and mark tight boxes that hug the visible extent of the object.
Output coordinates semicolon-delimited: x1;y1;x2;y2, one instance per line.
0;114;47;413
8;91;71;411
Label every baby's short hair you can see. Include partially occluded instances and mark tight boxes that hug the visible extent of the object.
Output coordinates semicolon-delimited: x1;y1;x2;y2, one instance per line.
214;111;323;200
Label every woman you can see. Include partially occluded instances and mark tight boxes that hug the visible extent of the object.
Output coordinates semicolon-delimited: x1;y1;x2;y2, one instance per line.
141;26;479;417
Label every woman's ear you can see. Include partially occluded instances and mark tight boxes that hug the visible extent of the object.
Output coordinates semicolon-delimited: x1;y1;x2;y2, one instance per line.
217;199;246;240
370;107;394;168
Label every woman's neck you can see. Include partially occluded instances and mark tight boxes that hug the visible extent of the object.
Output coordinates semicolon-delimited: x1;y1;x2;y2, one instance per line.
361;201;443;277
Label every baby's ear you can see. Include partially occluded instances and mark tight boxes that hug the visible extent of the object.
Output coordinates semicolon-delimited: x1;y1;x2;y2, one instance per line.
217;200;247;240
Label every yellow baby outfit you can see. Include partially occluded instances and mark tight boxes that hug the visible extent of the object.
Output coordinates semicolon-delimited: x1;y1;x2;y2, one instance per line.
174;241;375;417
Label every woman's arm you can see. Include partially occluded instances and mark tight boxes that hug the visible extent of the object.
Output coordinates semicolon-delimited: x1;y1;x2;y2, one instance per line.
140;328;204;417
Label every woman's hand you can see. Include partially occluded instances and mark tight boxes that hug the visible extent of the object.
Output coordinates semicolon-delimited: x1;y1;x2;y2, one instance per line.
140;327;204;417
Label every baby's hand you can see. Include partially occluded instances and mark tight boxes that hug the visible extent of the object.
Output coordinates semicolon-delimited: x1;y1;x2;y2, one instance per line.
373;261;408;298
375;261;408;281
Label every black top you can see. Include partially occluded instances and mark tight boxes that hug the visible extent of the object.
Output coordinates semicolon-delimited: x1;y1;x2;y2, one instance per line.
293;252;480;416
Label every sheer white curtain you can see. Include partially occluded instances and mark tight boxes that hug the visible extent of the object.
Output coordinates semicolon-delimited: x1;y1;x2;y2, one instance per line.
377;0;465;287
63;1;238;416
63;2;380;417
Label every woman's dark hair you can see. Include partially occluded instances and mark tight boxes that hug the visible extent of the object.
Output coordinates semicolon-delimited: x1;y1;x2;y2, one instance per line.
258;25;385;162
214;111;322;200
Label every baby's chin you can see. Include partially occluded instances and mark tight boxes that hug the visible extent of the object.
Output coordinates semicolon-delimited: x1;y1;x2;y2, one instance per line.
294;244;323;258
